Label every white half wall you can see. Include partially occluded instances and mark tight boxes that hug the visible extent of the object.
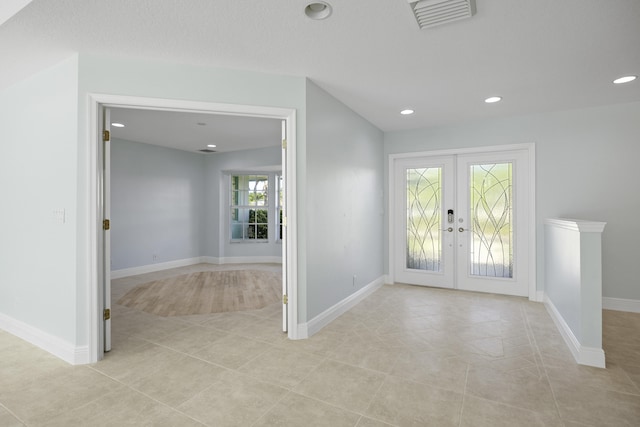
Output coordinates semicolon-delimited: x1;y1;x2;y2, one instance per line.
544;218;606;368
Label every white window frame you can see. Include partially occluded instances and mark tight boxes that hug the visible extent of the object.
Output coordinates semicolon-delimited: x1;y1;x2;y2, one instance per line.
227;171;282;243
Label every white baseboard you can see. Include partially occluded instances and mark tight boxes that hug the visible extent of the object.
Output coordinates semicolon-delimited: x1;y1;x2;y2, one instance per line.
543;296;605;368
111;257;204;279
301;276;386;338
0;312;89;365
533;290;545;303
111;256;283;279
201;256;282;265
603;297;640;313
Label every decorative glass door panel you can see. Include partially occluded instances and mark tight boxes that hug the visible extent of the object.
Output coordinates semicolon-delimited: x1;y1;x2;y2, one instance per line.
393;150;530;297
406;167;442;272
469;162;513;278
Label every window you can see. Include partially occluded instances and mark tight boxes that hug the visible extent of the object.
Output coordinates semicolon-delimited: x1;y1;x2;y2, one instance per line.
230;175;269;241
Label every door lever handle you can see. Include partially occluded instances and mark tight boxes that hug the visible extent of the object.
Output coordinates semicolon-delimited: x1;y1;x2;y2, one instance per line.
442;227;453;232
458;227;469;232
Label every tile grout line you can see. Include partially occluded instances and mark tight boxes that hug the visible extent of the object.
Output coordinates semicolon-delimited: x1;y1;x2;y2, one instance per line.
358;369;398;427
521;303;565;423
0;401;26;426
248;389;294;427
457;363;470;427
86;365;209;426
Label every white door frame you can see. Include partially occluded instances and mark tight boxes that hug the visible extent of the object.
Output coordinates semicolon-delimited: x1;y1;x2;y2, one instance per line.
388;143;537;301
87;93;299;363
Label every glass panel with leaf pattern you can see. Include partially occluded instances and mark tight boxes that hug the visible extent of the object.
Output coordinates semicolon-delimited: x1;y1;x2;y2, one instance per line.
406;167;442;271
469;163;513;278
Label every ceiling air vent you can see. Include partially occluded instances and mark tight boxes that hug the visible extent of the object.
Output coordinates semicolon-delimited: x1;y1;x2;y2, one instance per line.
198;149;216;153
408;0;476;30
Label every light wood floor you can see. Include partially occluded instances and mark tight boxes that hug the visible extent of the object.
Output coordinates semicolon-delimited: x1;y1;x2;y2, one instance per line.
117;269;282;316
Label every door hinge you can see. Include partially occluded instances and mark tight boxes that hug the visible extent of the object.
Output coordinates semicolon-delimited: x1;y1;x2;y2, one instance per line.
282;216;287;227
103;219;110;230
103;308;111;320
283;294;288;305
103;130;110;142
282;139;287;149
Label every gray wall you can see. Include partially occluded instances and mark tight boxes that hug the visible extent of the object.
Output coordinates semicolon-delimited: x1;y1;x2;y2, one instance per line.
0;55;79;344
110;139;206;270
111;140;283;270
305;81;385;320
384;101;640;301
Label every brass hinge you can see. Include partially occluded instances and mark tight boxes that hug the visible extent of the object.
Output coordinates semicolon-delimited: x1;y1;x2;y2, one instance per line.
282;139;287;149
103;219;110;230
283;294;288;305
103;308;111;320
103;130;110;142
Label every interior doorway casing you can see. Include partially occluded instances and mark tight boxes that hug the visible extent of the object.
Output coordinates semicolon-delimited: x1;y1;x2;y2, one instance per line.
388;143;537;301
87;94;299;363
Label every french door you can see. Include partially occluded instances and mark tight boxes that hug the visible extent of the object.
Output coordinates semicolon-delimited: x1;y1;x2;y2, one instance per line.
393;148;531;297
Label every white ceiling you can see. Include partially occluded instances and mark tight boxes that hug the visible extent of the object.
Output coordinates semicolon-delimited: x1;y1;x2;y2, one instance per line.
1;0;639;149
109;108;282;153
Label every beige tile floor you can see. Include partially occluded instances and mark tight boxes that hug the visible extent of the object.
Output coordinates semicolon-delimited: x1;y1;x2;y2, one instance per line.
1;264;639;426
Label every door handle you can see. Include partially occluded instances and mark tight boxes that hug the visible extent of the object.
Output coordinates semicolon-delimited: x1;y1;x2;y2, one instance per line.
458;227;469;232
442;227;453;232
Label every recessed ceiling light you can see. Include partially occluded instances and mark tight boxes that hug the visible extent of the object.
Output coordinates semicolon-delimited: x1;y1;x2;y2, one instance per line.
207;144;217;148
613;75;637;84
484;96;502;104
111;122;125;128
400;109;415;115
305;2;332;20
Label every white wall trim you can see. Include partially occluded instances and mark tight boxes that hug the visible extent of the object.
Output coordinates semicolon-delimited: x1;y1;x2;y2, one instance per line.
603;297;640;313
111;256;283;279
0;312;89;365
111;257;204;279
299;276;386;339
544;295;606;368
202;256;283;265
544;218;607;233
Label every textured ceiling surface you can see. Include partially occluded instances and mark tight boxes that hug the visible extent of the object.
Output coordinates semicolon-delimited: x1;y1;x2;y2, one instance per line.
1;0;639;142
109;108;282;153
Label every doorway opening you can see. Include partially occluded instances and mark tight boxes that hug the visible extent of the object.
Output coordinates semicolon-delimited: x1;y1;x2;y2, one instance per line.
88;94;299;363
388;144;536;300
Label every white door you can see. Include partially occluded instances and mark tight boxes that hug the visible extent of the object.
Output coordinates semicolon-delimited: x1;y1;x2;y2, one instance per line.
394;156;455;288
393;149;530;297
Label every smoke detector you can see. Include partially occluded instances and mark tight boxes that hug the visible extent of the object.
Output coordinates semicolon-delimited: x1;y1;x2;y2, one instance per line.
408;0;476;30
